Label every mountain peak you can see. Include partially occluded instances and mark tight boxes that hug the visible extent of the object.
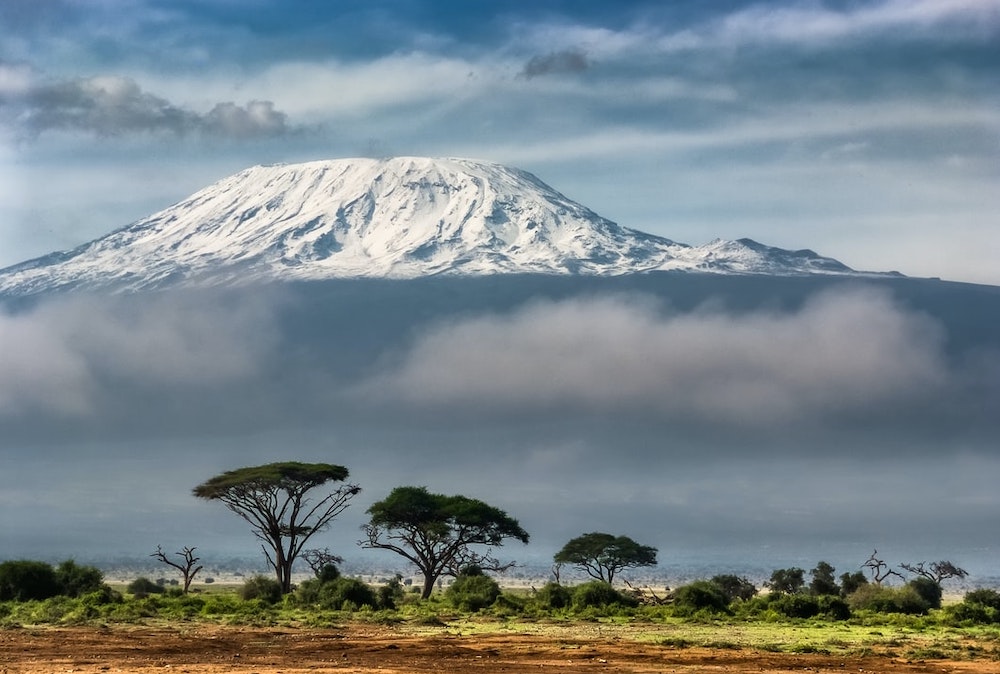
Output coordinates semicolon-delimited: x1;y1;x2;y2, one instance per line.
0;157;872;295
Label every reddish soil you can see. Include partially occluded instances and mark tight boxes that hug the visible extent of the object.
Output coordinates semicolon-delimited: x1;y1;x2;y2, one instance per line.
0;624;993;674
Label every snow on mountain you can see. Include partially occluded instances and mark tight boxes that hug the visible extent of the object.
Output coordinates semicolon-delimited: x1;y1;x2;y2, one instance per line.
0;157;870;295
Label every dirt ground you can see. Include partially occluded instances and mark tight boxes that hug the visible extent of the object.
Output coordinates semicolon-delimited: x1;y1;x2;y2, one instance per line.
1;624;994;674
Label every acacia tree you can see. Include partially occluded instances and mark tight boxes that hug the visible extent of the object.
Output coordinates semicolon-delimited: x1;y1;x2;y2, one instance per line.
193;461;360;594
151;545;203;594
301;548;344;578
767;567;805;594
809;561;840;596
553;532;657;585
361;486;530;599
900;560;968;585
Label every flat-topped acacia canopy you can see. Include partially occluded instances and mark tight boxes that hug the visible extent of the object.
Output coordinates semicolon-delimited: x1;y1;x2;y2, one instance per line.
194;461;359;593
193;462;350;498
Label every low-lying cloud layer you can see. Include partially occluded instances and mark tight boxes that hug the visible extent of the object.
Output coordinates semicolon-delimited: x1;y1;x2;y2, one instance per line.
1;279;997;565
3;283;994;447
0;291;278;417
360;288;956;427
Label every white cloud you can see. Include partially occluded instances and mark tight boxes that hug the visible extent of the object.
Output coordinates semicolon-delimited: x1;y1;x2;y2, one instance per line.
0;292;278;417
707;0;1000;47
358;287;952;426
3;70;294;139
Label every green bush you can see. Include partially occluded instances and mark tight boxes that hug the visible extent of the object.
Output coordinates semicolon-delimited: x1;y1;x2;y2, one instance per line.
571;581;639;610
240;575;282;604
81;585;123;607
766;567;805;594
535;582;573;610
316;564;341;583
838;571;868;597
377;575;405;610
672;580;730;615
54;560;105;597
847;584;931;615
944;589;1000;625
126;577;165;598
907;578;942;610
296;576;378;610
946;601;996;625
446;573;501;612
964;588;1000;610
770;593;820;619
816;594;851;620
0;560;60;601
709;575;757;602
318;577;378;611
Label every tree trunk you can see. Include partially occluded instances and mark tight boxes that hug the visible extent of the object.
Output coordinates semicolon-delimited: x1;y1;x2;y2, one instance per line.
421;572;436;599
280;559;293;594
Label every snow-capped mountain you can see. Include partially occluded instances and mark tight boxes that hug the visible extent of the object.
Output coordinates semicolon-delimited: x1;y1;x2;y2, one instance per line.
0;157;867;295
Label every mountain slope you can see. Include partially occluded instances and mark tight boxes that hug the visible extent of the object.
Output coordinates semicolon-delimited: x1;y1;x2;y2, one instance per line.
0;157;870;295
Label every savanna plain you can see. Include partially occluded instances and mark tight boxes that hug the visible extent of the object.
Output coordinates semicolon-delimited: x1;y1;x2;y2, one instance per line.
3;581;1000;674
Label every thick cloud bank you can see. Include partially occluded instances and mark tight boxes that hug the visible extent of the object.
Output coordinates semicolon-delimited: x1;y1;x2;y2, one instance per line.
1;280;997;565
0;292;278;417
360;287;957;427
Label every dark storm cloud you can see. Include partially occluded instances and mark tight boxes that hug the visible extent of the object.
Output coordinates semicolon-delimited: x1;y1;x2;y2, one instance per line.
520;49;590;79
357;287;959;428
3;72;292;140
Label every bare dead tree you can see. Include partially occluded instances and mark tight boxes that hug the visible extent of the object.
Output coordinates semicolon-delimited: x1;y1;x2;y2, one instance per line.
150;545;203;594
551;562;563;584
300;548;344;578
622;579;669;606
443;545;518;578
863;549;904;585
900;560;969;585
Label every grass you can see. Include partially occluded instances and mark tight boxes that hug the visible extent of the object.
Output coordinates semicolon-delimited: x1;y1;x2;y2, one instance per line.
2;587;999;662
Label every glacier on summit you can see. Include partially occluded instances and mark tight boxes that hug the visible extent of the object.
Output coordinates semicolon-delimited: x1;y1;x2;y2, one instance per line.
0;157;869;296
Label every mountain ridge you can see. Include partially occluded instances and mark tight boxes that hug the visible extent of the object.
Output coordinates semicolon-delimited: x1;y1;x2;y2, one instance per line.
0;157;888;296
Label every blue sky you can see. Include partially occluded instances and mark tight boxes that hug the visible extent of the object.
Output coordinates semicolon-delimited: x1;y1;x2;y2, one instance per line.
1;0;998;283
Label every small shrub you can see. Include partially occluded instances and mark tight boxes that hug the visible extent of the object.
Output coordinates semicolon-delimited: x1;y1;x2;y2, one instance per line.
847;584;930;615
491;592;526;616
200;594;243;616
126;577;165;598
54;560;105;597
81;585;123;607
816;594;851;620
240;575;282;604
319;577;378;611
672;581;730;615
446;573;501;612
946;601;995;625
294;578;322;604
709;575;757;602
377;575;405;610
770;593;820;619
0;560;60;601
945;589;1000;625
907;578;942;610
571;581;638;610
965;588;1000;609
535;582;573;610
316;564;341;583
